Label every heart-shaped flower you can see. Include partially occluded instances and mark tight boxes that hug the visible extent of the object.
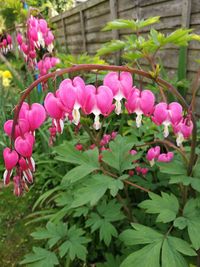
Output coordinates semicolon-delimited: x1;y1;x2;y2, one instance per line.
103;71;133;114
14;133;35;158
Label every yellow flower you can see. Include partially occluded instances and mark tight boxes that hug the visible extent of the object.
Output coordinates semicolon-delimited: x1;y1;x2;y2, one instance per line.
0;70;12;87
2;78;11;87
2;70;12;79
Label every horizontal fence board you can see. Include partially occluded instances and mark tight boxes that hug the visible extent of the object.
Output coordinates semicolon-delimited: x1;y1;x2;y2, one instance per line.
86;31;112;43
85;13;110;32
118;0;138;12
84;1;110;19
140;0;182;18
64;14;80;25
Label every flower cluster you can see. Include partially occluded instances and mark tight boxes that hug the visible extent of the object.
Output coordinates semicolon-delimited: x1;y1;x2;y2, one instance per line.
146;146;174;166
0;33;12;54
17;16;54;68
37;56;60;78
3;71;193;195
3;102;46;196
44;72;193;147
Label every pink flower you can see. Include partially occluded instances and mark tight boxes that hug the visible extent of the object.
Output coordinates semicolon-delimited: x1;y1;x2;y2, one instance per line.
14;133;35;158
4;119;30;139
57;77;85;125
3;148;19;185
173;117;193;146
100;134;111;146
136;166;149;176
37;57;60;77
146;146;160;166
103;72;133;114
44;92;65;134
75;144;83;151
25;103;46;131
128;170;134;176
125;88;155;127
129;149;137;156
111;131;117;139
83;85;114;130
157;152;174;162
17;33;23;46
152;102;183;137
19;102;30;120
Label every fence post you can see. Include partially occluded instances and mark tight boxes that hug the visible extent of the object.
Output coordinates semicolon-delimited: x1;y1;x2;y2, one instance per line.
178;0;192;84
80;10;87;52
109;0;120;65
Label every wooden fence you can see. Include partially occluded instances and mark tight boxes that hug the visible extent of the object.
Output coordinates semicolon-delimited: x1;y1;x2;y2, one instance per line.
51;0;200;112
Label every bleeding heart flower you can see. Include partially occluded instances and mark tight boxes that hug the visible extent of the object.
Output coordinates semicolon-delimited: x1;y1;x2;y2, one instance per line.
25;103;46;131
4;119;30;139
83;85;114;130
44;92;65;133
173;117;193;147
14;133;35;158
157;152;174;162
17;33;23;46
57;77;85;125
125;88;155;127
3;148;19;185
146;146;160;166
103;71;133;114
130;149;137;156
19;102;30;119
136;166;149;176
152;102;183;137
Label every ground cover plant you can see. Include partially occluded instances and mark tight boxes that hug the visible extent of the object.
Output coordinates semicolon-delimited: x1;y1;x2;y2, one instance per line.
1;7;200;267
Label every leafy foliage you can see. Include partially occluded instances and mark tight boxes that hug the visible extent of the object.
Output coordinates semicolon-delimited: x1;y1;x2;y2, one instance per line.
20;247;59;267
120;224;196;267
139;192;179;223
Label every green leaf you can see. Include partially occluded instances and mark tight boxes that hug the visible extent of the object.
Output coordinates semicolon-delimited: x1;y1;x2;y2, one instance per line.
173;217;188;230
97;40;125;56
164;28;193;46
119;223;163;246
20;247;59;267
102;19;138;31
86;200;124;245
167;236;196;256
162;239;188;267
182;198;200;249
102;135;135;173
139;192;179;223
54;142;87;165
31;222;68;249
120;242;162;267
58;225;90;261
71;174;122;207
102;17;160;32
61;164;98;184
157;160;186;175
170;175;200;192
